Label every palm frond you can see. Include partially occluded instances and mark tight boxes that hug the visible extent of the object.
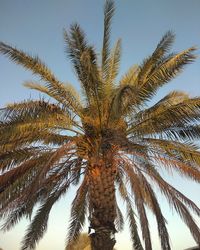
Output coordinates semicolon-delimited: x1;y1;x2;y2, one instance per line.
137;171;170;250
116;170;144;249
27;144;73;199
24;81;82;117
146;138;200;166
149;165;200;245
126;198;144;250
119;65;139;86
66;177;88;249
128;97;200;135
124;164;152;250
110;85;139;120
146;163;200;218
0;42;60;86
135;47;196;104
115;203;124;232
101;0;115;78
21;182;69;250
137;31;175;85
104;39;121;91
64;24;101;107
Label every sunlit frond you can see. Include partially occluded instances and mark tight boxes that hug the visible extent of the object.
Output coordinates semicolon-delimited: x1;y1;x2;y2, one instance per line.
24;81;82;116
119;65;139;86
0;42;64;91
135;47;196;104
128;97;200;136
104;39;121;92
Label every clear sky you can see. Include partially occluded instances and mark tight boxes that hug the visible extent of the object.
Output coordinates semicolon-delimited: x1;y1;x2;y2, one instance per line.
0;0;200;249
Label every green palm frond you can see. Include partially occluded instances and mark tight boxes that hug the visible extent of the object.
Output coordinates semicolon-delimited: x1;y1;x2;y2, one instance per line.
110;84;139;119
116;46;196;116
0;99;81;150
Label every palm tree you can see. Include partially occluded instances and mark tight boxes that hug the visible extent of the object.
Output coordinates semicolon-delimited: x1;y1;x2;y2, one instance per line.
0;0;200;249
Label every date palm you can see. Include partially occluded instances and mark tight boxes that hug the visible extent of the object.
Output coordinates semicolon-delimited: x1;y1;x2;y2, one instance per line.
0;1;200;250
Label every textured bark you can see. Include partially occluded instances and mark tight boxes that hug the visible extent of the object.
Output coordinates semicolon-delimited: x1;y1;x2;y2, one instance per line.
90;229;116;250
88;159;117;250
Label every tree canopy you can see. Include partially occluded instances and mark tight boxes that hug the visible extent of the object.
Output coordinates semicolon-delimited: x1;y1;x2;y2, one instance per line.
0;0;200;250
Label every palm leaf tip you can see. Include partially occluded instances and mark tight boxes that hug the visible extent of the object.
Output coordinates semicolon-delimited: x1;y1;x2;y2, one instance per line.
154;31;175;56
102;0;115;72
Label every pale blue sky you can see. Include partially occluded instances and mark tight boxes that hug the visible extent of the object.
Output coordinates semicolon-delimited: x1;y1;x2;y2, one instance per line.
0;0;200;249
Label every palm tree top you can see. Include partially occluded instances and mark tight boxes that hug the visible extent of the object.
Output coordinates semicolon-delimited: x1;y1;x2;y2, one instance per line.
0;1;200;250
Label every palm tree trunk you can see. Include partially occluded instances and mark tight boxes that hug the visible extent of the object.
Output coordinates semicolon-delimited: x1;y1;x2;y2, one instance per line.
88;159;117;250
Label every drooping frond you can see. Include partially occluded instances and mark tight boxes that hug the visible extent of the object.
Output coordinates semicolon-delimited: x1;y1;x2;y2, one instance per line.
116;172;144;250
144;164;200;246
123;164;152;250
146;138;200;166
126;198;144;250
21;181;70;250
136;171;171;250
66;177;88;249
115;203;124;232
144;163;200;217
